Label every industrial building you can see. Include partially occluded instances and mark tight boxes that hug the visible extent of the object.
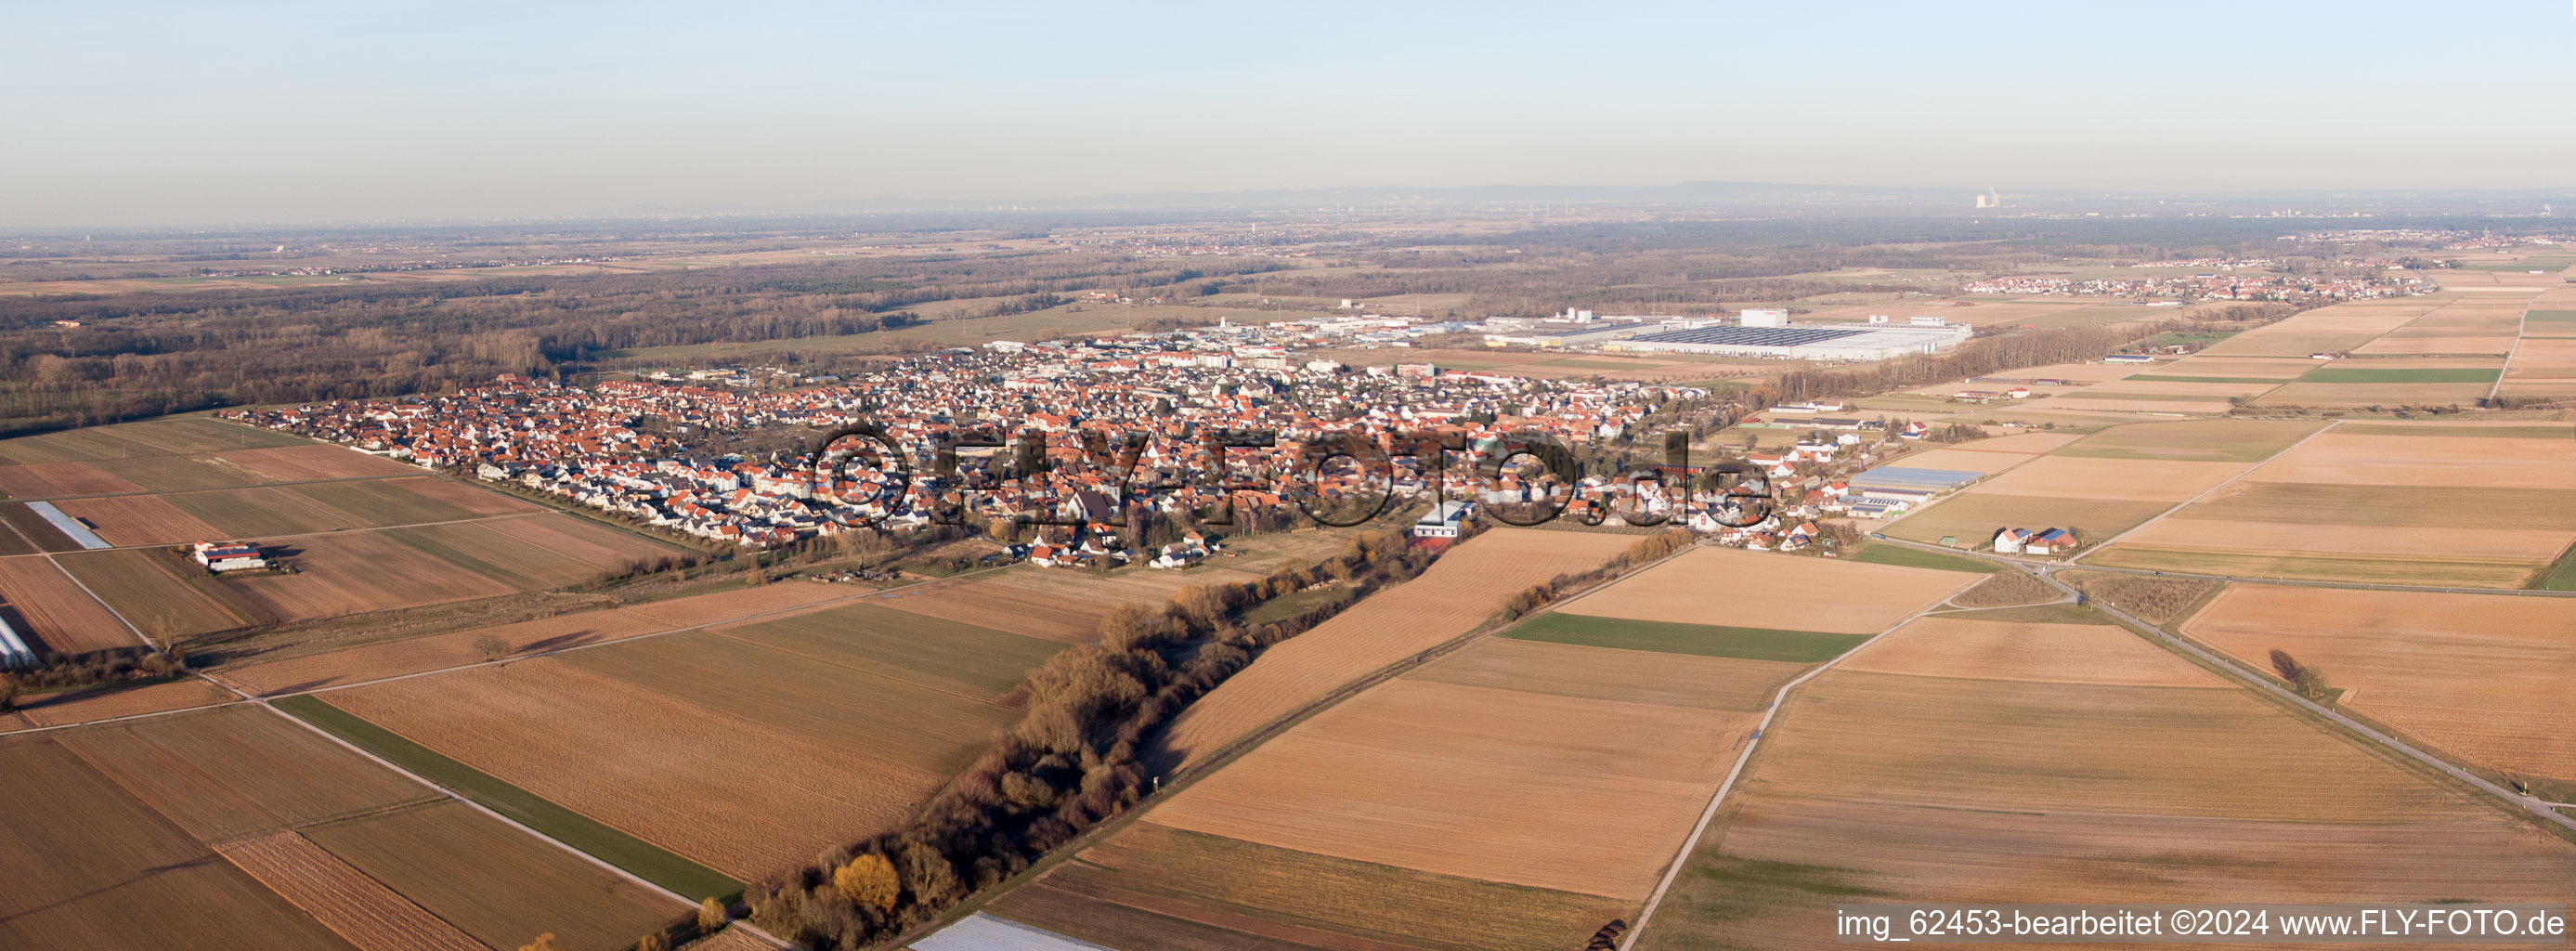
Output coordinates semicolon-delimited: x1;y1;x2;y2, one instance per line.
1481;322;1652;347
1604;321;1970;360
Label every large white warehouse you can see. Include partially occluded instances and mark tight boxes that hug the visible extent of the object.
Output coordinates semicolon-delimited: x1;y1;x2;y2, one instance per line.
1603;322;1971;360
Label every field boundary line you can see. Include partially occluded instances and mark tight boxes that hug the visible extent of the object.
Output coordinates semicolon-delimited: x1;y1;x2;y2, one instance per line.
2491;293;2534;402
1618;580;1965;951
2065;418;2339;565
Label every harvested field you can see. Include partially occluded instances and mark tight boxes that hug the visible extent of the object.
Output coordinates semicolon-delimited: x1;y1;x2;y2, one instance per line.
2049;417;2325;462
0;502;78;551
1151;679;1750;897
214;445;421;481
876;577;1112;644
2186;585;2576;782
1839;617;2223;687
2117;518;2571;563
1408;636;1806;710
53;477;543;545
1636;662;2576;950
216;581;853;695
1874;447;2033;474
0;734;359;951
560;628;1021;775
1506;614;1869;663
2141;356;2319;380
57;705;437;841
1152;528;1633;768
57;545;265;638
9;676;236;727
2086;545;2540;589
0;417;307;465
1884;492;2172;549
2174;482;2574;530
50;492;222;545
214;830;488;951
0;460;146;498
2020;395;2238;414
1968;456;2248;502
2243;433;2576;489
306;801;683;951
228;515;671;622
0;554;138;653
711;600;1064;698
2258;380;2498;407
328;659;943;879
994;823;1633;951
1557;545;1970;633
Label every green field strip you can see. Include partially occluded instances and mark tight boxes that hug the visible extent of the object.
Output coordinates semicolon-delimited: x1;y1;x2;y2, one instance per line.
2118;374;2292;384
1508;613;1870;663
1848;543;2001;574
2535;546;2576;592
2296;367;2503;384
2525;310;2576;323
272;694;743;902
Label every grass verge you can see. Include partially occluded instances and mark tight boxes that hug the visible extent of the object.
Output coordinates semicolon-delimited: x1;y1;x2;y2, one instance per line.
1508;614;1868;663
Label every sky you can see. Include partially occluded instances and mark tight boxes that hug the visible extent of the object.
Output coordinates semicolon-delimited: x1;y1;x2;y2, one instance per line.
5;1;2573;227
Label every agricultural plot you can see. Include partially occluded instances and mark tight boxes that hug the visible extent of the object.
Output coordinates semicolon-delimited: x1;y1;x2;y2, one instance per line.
2197;297;2440;358
875;575;1116;644
1555;544;1970;633
305;801;680;951
1505;614;1869;663
215;580;854;695
54;476;540;546
988;569;1844;951
1838;616;2221;688
47;703;683;951
2257;360;2506;409
326;658;945;879
0;554;139;653
1151;528;1636;768
2092;426;2576;587
225;515;672;623
2186;585;2576;783
1148;678;1756;898
558;626;1023;776
8;676;236;727
1634;634;2576;950
54;705;441;841
0;734;359;951
709;600;1064;698
0;417;312;466
988;824;1634;951
212;830;488;951
57;546;267;639
2351;296;2530;357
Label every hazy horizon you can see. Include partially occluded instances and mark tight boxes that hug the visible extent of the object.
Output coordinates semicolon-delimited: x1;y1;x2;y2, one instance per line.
8;0;2574;228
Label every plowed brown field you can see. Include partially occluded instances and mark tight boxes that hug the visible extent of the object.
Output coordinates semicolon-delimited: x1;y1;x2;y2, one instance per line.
1152;528;1633;767
329;659;942;879
1556;545;1970;633
1838;617;2225;688
1150;679;1750;898
216;581;853;695
0;555;137;654
2185;585;2576;782
10;677;236;727
215;831;488;951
